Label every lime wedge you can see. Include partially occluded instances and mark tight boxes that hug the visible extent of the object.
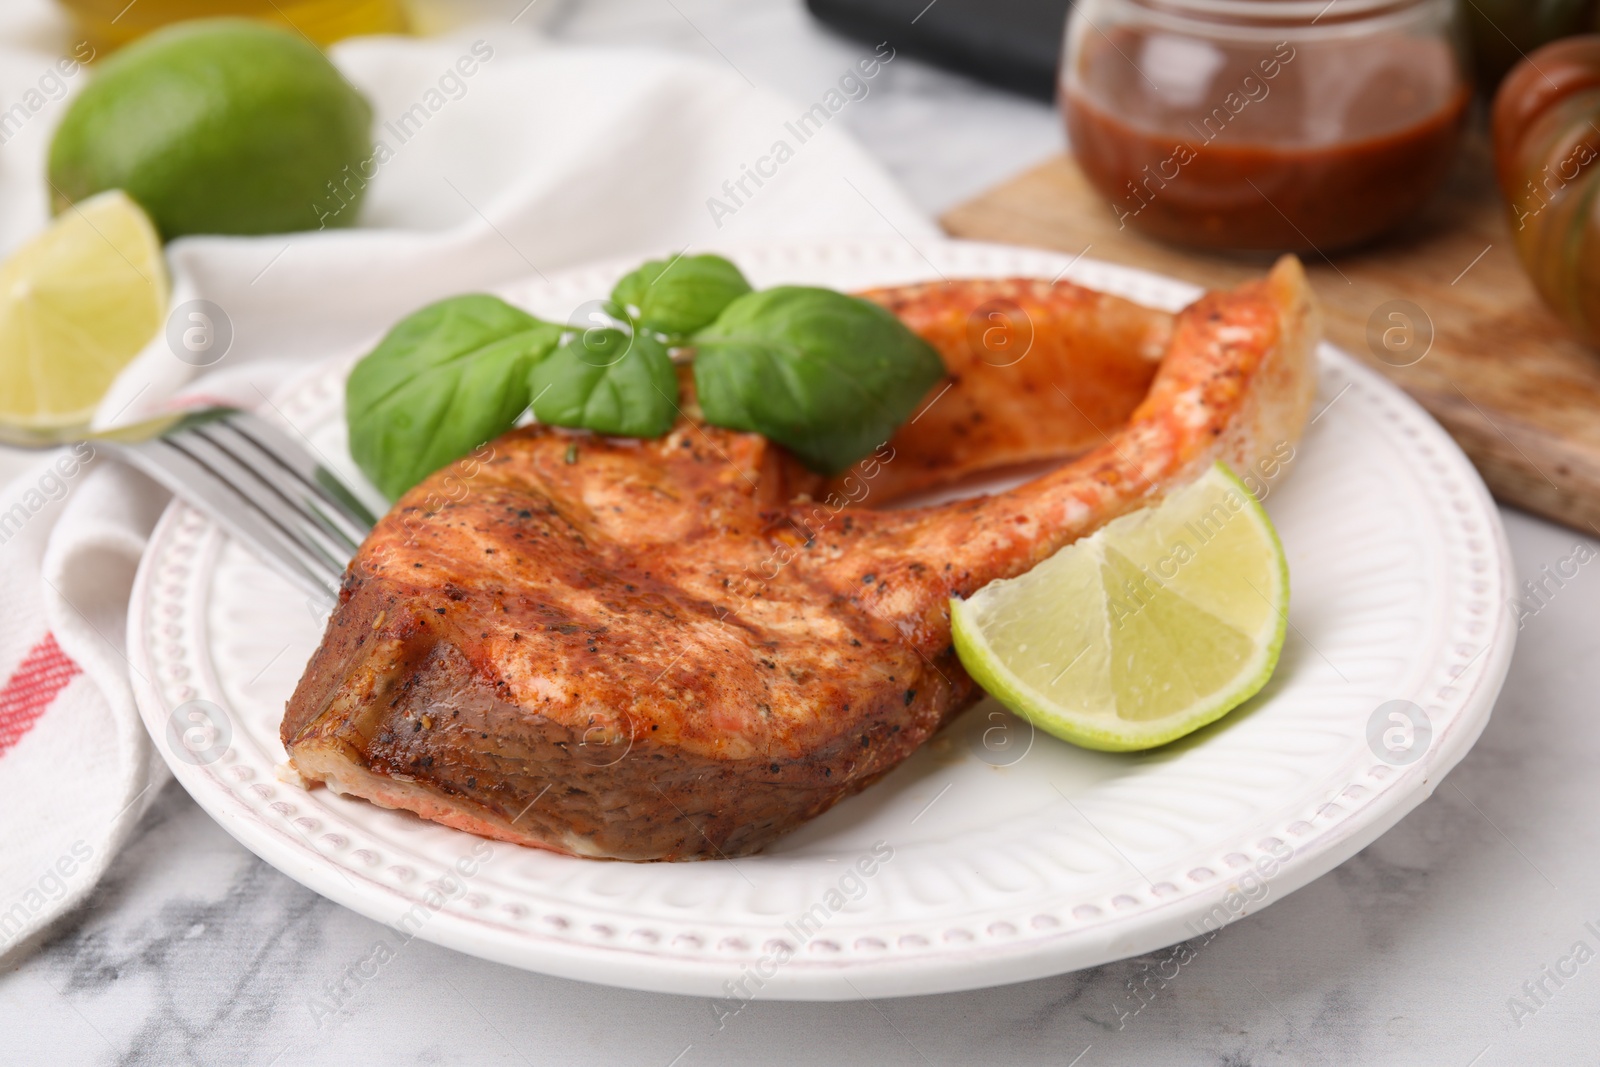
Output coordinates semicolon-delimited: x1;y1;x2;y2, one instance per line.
951;462;1288;752
0;190;168;434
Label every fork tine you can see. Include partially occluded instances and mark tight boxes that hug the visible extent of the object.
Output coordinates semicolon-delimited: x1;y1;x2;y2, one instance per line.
223;411;377;531
186;420;369;554
161;431;354;572
104;438;342;600
154;434;349;588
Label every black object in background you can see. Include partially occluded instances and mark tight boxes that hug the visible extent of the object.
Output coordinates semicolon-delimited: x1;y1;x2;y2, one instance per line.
805;0;1071;102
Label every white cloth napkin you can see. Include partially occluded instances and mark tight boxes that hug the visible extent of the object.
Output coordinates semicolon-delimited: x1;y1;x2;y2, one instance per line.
0;20;936;958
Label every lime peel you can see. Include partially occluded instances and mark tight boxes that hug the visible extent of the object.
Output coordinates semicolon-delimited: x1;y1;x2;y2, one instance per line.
951;462;1289;752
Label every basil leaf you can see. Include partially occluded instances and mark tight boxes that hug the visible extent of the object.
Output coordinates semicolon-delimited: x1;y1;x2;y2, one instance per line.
529;328;679;438
692;287;946;474
346;294;561;500
611;253;752;340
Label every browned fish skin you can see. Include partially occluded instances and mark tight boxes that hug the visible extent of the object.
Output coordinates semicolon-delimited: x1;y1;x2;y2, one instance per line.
282;260;1317;861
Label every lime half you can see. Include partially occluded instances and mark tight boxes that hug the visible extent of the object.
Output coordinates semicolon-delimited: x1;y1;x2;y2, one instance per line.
952;462;1288;752
0;189;168;434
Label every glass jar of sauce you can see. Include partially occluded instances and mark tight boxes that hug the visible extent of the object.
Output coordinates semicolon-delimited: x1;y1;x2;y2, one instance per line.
1061;0;1472;253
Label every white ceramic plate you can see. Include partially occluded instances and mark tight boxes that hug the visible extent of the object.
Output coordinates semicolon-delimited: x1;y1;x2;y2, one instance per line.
127;238;1515;1000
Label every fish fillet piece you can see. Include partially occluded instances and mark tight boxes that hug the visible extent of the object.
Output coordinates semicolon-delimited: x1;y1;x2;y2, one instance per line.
831;276;1172;501
282;258;1318;861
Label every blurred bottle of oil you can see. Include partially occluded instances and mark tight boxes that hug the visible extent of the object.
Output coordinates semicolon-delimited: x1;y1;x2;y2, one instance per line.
59;0;409;53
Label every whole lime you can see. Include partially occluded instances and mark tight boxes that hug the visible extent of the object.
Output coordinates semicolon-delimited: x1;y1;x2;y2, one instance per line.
48;18;374;239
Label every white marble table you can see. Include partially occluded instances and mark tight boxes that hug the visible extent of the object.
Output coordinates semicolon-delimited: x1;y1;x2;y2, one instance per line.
5;2;1600;1063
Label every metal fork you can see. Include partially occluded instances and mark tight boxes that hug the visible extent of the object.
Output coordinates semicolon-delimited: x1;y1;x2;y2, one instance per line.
86;407;376;601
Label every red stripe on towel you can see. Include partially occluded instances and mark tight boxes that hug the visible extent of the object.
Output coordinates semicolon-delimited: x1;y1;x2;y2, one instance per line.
0;633;81;757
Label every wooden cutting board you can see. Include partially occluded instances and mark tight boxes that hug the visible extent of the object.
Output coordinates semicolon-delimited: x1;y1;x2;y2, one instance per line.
941;137;1600;537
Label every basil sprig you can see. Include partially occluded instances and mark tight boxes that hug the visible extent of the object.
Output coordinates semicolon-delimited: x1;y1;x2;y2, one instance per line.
346;294;560;500
345;254;948;500
692;287;946;475
612;253;752;342
529;328;677;438
515;254;753;441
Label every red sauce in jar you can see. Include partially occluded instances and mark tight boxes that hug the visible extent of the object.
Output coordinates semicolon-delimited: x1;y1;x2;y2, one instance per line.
1063;31;1470;253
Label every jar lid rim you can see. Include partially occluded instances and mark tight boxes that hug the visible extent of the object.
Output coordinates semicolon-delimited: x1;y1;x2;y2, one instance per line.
1123;0;1435;21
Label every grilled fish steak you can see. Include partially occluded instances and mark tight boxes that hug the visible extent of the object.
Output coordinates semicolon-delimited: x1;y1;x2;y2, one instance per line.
283;258;1318;860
